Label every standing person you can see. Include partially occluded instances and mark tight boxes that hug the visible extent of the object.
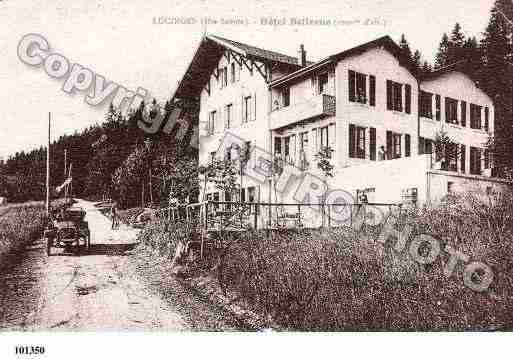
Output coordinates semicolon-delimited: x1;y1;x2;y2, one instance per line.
378;146;386;161
111;202;119;230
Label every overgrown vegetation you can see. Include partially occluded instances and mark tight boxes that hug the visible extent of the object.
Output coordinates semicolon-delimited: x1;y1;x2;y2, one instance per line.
0;101;198;208
0;202;46;267
137;191;513;331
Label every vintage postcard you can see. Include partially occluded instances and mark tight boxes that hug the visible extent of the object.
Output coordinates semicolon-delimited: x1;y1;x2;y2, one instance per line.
0;0;512;357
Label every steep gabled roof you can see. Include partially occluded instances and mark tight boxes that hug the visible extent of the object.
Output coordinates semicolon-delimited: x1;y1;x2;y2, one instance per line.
207;34;304;66
270;35;418;88
173;34;306;99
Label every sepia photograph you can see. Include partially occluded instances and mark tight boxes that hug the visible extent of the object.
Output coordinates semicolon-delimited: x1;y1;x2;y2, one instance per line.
1;0;512;357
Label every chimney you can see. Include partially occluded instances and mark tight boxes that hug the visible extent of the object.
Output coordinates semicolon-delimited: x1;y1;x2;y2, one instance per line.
298;44;306;67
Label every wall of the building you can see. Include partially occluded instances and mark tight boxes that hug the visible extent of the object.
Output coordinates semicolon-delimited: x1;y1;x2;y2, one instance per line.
198;50;282;200
335;47;419;169
420;71;494;174
427;170;508;203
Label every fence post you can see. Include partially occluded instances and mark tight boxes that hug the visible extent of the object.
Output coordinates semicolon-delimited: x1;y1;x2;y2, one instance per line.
328;204;331;227
253;203;258;230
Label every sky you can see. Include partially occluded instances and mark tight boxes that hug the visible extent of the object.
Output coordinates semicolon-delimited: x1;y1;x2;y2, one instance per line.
0;0;496;160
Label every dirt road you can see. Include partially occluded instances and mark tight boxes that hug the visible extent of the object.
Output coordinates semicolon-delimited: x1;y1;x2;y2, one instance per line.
0;200;240;331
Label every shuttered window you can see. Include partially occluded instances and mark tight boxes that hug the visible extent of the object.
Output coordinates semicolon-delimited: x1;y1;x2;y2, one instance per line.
420;91;433;118
370;127;376;160
369;75;376;106
386;80;393;110
405;134;411;157
435;94;441;121
387;131;401;159
461;101;467;127
484;107;489;132
349;124;355;158
445;97;458;124
405;84;411;114
460;144;466;173
348;70;356;102
349;70;369;104
386;131;392;159
470;147;481;175
243;96;252;123
349;124;365;159
470;104;482;129
387;80;403;111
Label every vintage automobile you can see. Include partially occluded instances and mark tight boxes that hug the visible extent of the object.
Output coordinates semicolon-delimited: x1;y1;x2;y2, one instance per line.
43;207;91;256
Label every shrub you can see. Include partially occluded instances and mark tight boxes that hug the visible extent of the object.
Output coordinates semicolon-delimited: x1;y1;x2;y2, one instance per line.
0;202;46;267
213;192;513;330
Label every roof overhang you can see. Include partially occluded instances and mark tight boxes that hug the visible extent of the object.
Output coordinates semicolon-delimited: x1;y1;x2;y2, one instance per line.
269;35;419;89
172;34;304;100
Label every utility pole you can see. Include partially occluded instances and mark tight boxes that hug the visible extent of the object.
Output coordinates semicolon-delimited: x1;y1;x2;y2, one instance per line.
68;162;73;201
149;168;153;205
64;149;67;201
46;113;51;215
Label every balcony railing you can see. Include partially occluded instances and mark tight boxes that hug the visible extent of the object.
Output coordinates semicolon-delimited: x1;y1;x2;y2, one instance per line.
270;94;336;130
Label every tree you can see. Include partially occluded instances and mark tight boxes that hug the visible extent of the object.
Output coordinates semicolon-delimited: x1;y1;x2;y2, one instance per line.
480;0;513;172
315;146;334;227
447;22;466;63
399;34;412;61
434;130;459;171
434;33;450;69
412;49;422;73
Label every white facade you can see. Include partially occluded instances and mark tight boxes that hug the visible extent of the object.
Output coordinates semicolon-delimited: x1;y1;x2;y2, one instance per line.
419;71;494;176
199;48;272;203
193;35;507;208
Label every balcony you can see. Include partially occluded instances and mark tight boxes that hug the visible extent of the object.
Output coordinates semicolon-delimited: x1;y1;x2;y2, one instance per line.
270;94;336;130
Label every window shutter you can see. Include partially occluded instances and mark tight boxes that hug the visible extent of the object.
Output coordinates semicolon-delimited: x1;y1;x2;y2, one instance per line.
370;127;376;161
405;84;411;114
461;101;467;127
241;95;245;123
217;106;223;133
369;75;376;106
348;70;355;102
435;95;441;121
460;144;466;173
224;105;229;129
329;123;336;148
484;107;489;131
386;80;392;110
349;124;355;158
311;128;317;153
405;134;411;157
253;92;257;121
419;137;425;155
386;131;392;159
445;97;450;123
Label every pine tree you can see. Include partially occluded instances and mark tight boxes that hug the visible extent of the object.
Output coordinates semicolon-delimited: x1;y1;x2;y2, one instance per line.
480;0;513;172
399;34;412;61
412;49;422;73
434;33;450;69
447;22;466;63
